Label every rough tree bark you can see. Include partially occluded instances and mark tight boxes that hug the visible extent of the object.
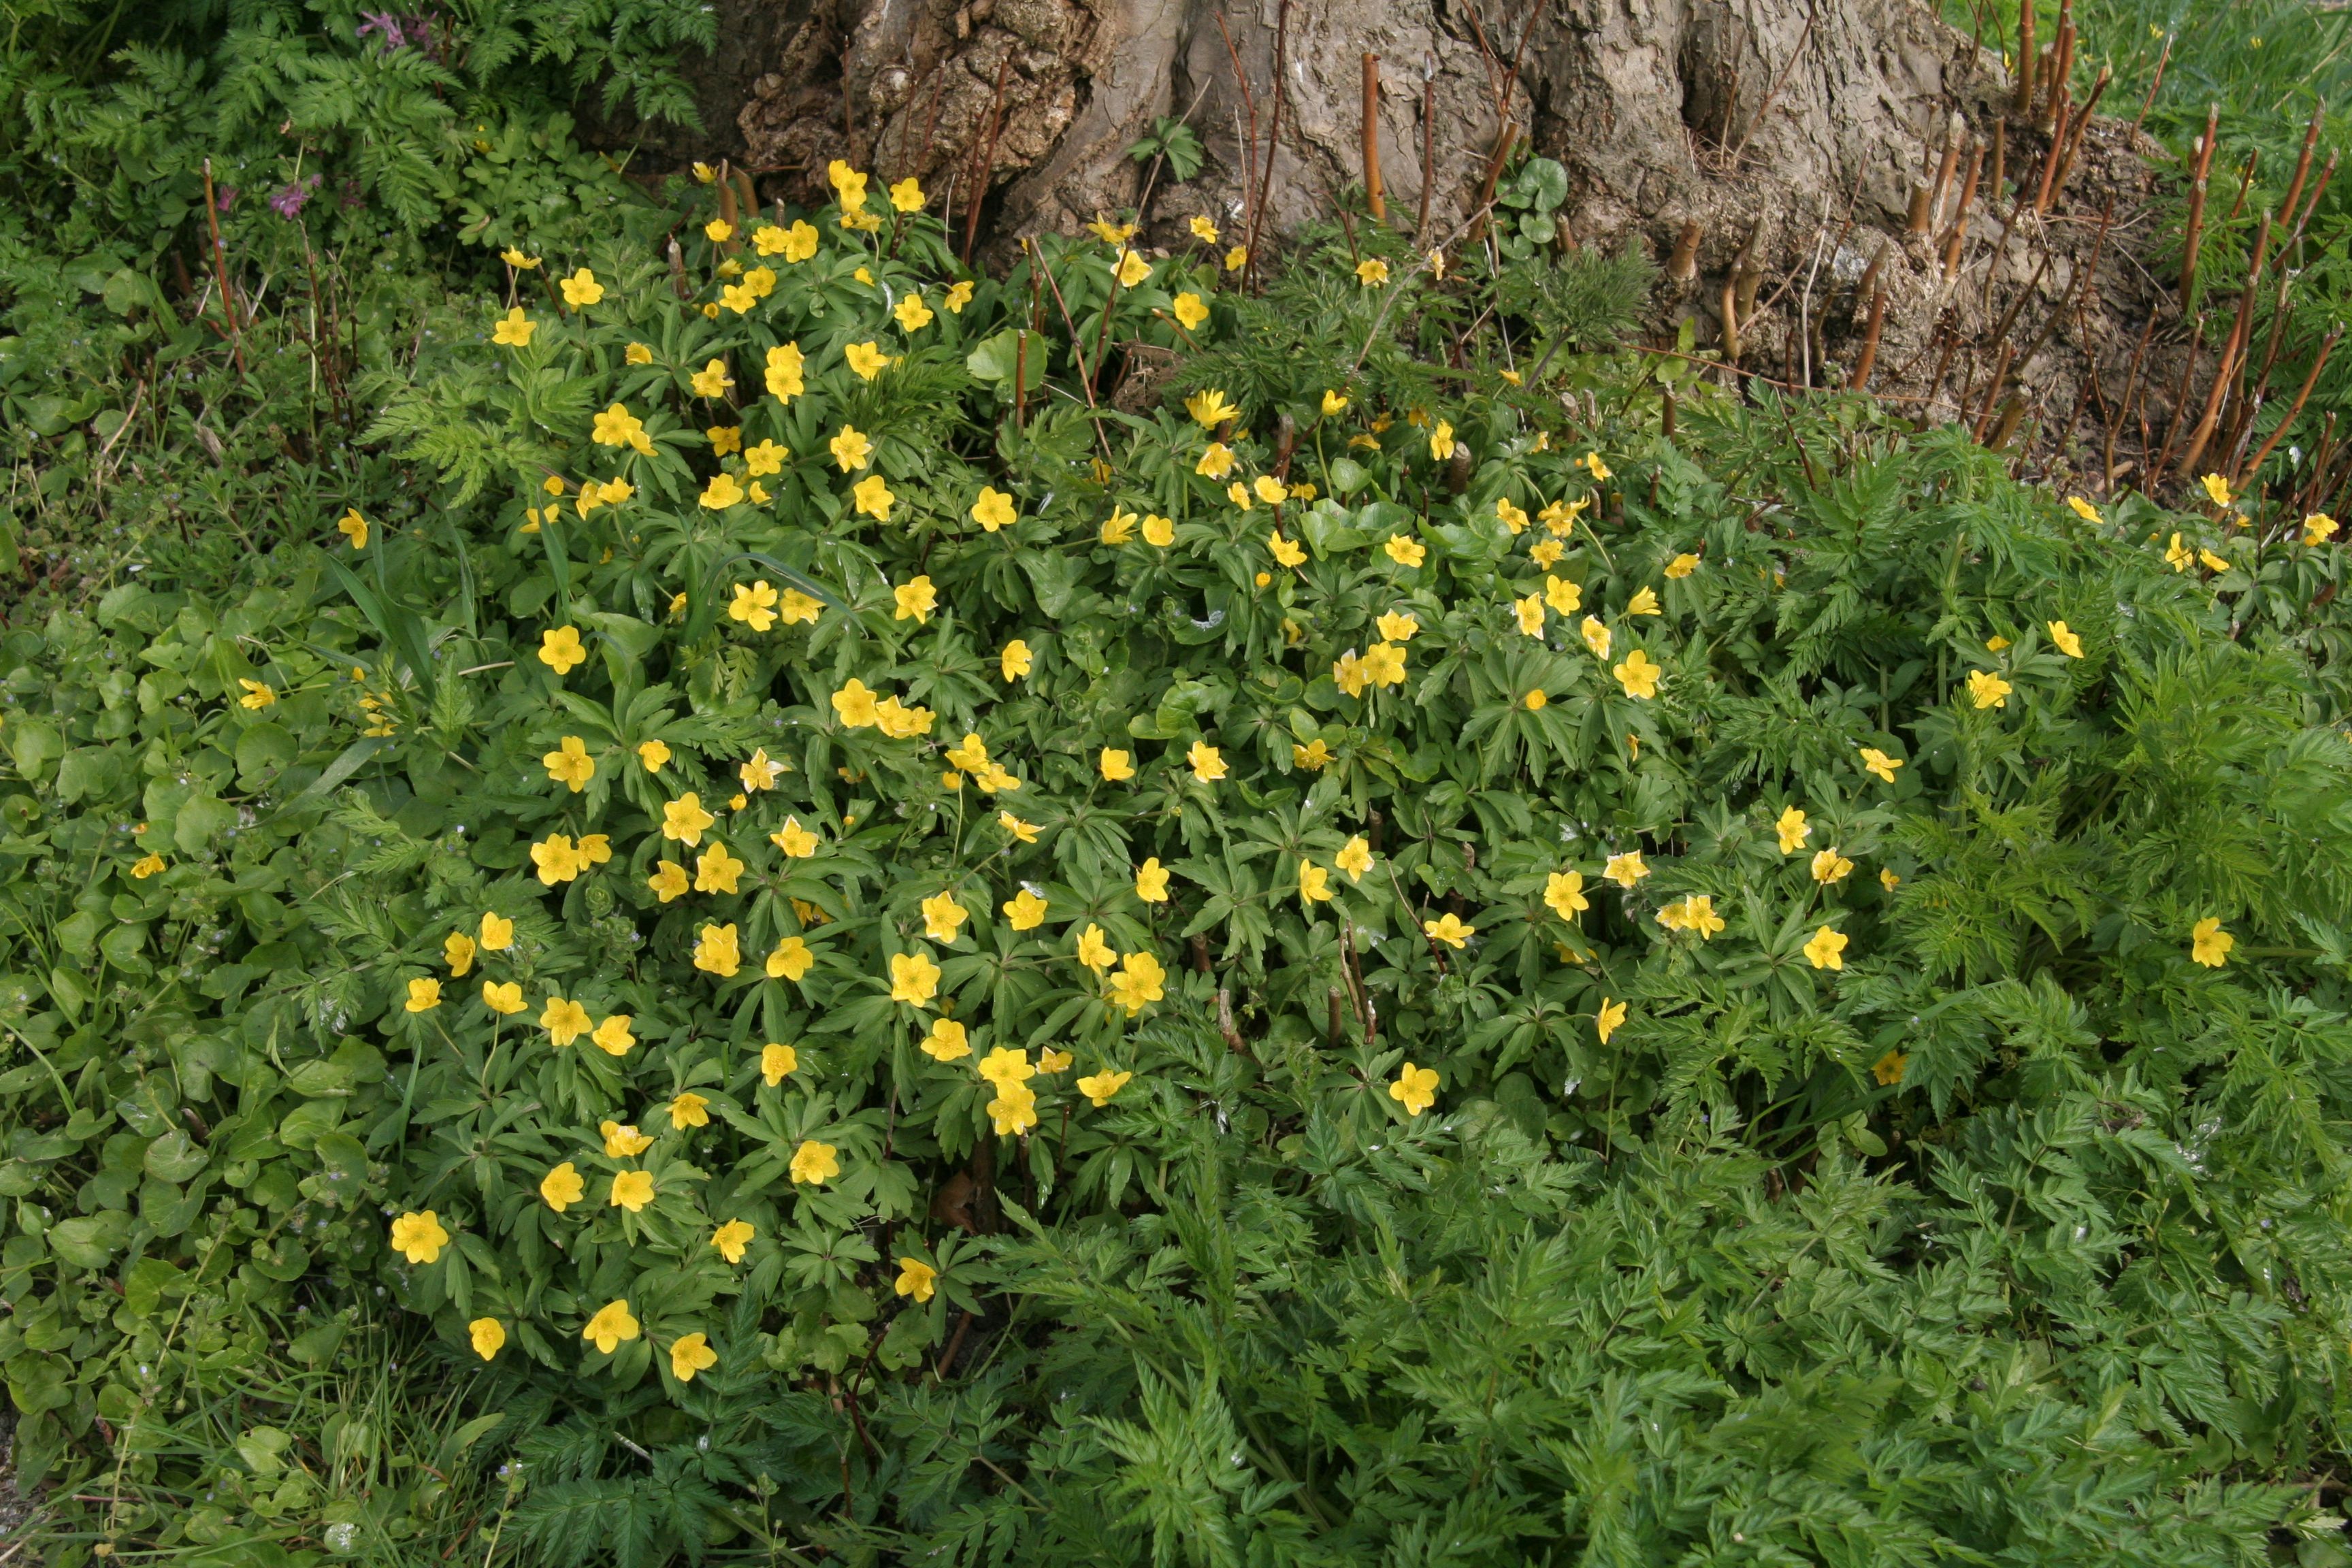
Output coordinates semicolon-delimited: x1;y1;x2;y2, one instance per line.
602;0;2187;488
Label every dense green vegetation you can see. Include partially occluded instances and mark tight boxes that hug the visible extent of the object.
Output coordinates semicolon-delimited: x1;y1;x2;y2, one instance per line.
5;5;2352;1567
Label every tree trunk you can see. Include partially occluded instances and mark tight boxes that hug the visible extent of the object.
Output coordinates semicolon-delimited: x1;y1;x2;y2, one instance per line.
615;0;2184;489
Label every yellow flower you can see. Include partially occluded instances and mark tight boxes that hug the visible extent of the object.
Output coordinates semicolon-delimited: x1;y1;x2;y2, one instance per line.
777;589;821;625
1294;738;1333;770
1004;888;1049;930
707;425;742;458
884;576;931;625
1107;950;1166;1014
1382;533;1427;568
1182;389;1241;430
1143;512;1176;546
1880;867;1901;891
970;485;1019;532
389;1210;448;1265
2190;916;2234;967
442;931;476;977
131;853;166;879
750;344;806;409
1423;913;1474;949
607;1169;655;1212
891;949;941;1007
591;1014;635;1056
1252;475;1288;506
1496;497;1529;534
1104;247;1148;287
667;1090;710;1131
1172;291;1210;331
637;734;670;772
854;474;896;519
2165;532;2193;571
988;1081;1040;1134
529;834;583;885
828;159;870;206
1063;927;1115;980
1429;421;1456;461
1298;859;1333;904
2048;619;2085;659
2304;512;2340;546
895;1256;938;1302
1665;552;1699;578
1544;871;1589;921
790;1139;840;1184
1525;689;1547;710
1668;895;1727;938
2201;473;2233;508
760;1043;799;1085
1539;497;1586;534
767;815;819;859
894;292;934;331
491;305;537;348
1228;480;1254;512
1389;1062;1439;1115
1265;530;1303;567
502;246;543;266
690;357;733;399
846;341;892;380
886;175;926;212
1769;806;1812;855
727;579;781;632
1546;576;1582;617
234;679;278;709
1356;257;1390;286
589;1124;649;1164
1077;1068;1132;1106
481;981;525;1015
740;749;785;794
405;977;442;1013
1189;214;1221;243
1188;740;1226;781
622;341;654;366
979;1046;1034;1088
696;1218;753;1269
1625;587;1661;617
998;809;1040;842
2062;495;2104;525
1088;214;1137;243
1613;649;1661;698
935;278;971;312
648;860;688;902
1514;595;1546;637
1803;925;1848;970
1811;848;1855;884
538;625;587;674
463;1316;505;1365
1596;997;1627;1044
1603;849;1648;887
2200;548;2230;574
1337;836;1373;881
1225;245;1248;271
663;792;716;845
583;1299;640;1354
693;922;740;977
1093;747;1137;783
767;935;814;981
832;679;881;729
922;1018;971;1062
1195;441;1237;479
1859;747;1903;784
694;841;744;894
529;995;585;1048
921;891;970;945
538;734;594;792
1870;1049;1908;1086
559;267;604;307
1584;451;1612;481
1966;670;2012;709
1362;642;1407;688
700;472;744;510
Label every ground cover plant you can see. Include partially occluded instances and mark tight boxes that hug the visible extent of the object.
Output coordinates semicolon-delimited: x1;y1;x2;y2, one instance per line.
3;134;2352;1567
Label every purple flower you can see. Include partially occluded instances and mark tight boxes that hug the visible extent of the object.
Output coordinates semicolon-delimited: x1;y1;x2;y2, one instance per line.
270;175;323;219
215;186;237;212
357;12;409;50
357;11;440;59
